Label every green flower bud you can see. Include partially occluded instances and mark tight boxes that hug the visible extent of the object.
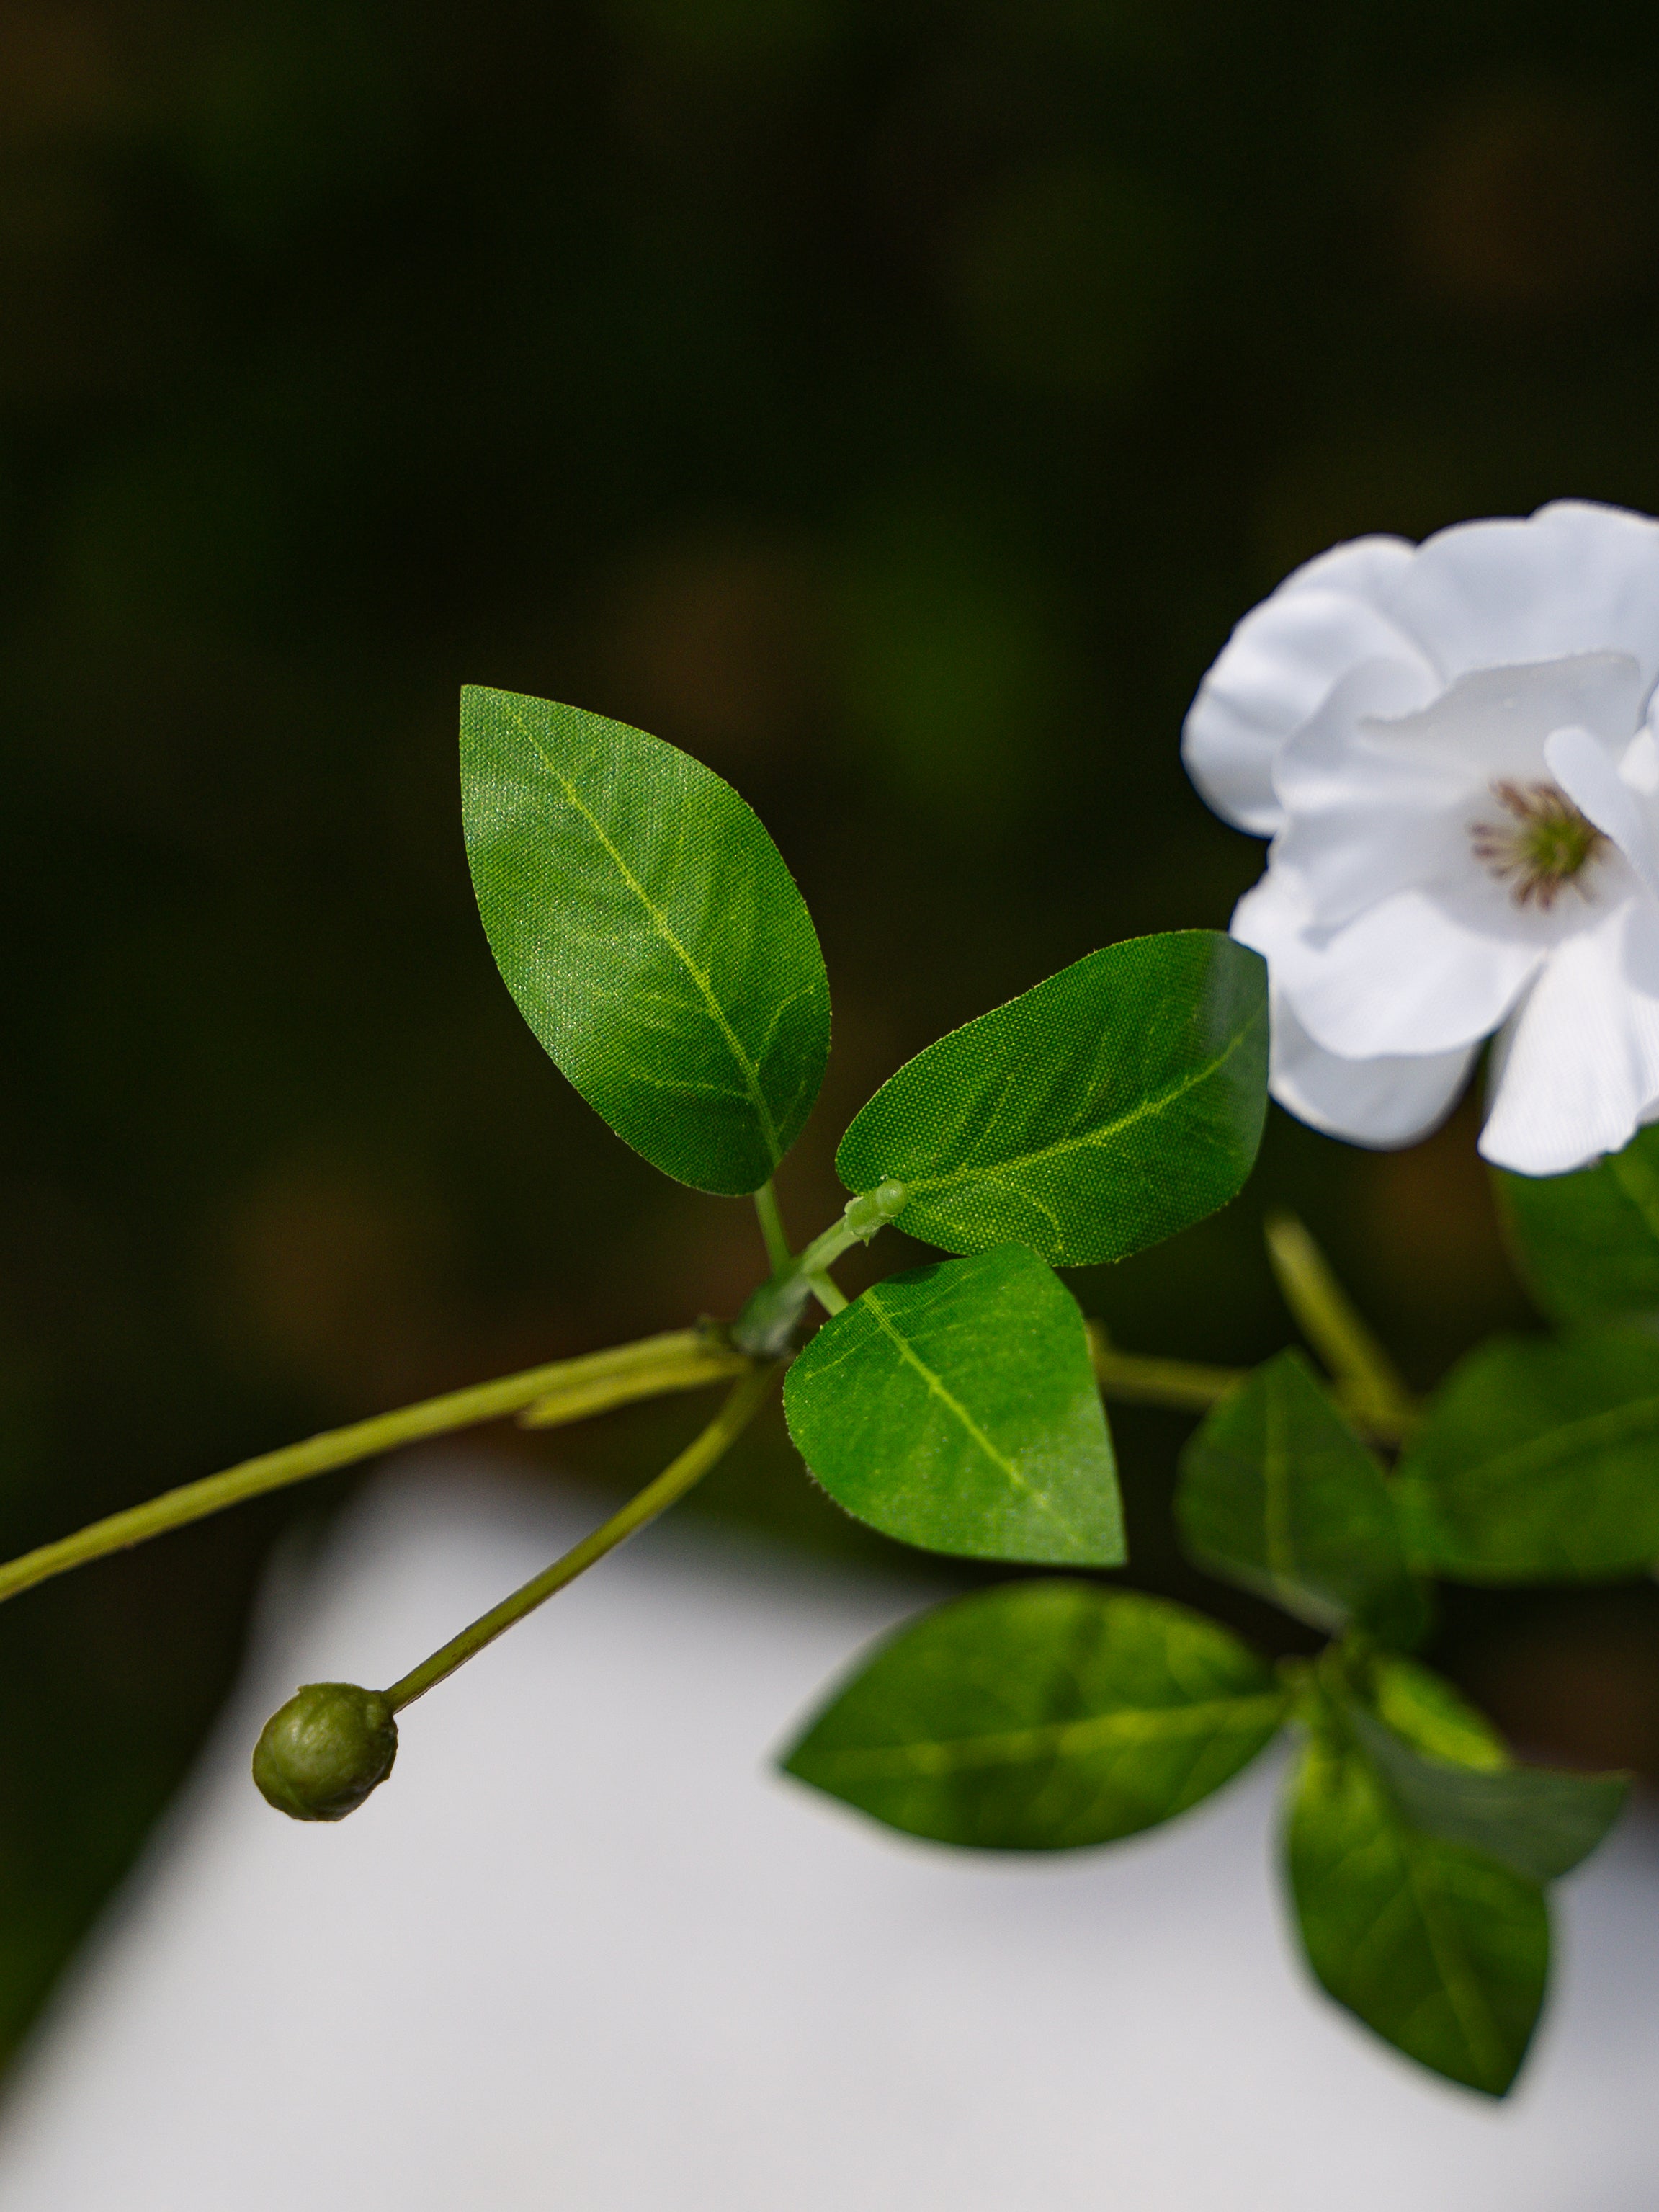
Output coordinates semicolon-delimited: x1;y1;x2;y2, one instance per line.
252;1682;398;1821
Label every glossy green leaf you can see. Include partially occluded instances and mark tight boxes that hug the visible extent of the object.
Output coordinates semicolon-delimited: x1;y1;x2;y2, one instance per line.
1176;1350;1428;1644
460;685;829;1195
1343;1698;1626;1884
1394;1329;1659;1582
1286;1721;1547;2097
783;1245;1122;1564
835;931;1267;1266
1495;1126;1659;1324
784;1581;1287;1848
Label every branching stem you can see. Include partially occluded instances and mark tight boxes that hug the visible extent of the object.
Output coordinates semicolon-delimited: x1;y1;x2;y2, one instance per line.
383;1363;783;1711
0;1329;750;1610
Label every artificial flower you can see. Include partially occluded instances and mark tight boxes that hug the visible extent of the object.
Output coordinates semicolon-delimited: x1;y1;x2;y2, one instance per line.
1183;499;1659;1175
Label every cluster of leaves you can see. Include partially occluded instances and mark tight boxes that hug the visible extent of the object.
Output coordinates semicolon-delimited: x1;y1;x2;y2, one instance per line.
460;684;1645;2102
461;681;1264;1572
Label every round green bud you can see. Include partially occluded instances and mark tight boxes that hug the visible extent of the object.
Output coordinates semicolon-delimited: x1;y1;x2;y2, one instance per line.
252;1682;398;1822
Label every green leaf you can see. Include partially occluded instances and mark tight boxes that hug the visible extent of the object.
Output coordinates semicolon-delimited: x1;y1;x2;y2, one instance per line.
783;1245;1122;1565
1394;1329;1659;1582
1368;1654;1506;1771
1342;1698;1626;1884
460;685;829;1195
1495;1126;1659;1324
783;1581;1287;1848
1286;1721;1547;2096
1176;1350;1428;1644
834;932;1267;1266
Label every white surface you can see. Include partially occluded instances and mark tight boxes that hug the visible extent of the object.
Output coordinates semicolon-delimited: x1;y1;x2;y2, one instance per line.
0;1460;1655;2209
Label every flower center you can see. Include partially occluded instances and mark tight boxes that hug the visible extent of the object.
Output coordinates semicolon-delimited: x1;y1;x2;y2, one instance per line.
1469;779;1608;909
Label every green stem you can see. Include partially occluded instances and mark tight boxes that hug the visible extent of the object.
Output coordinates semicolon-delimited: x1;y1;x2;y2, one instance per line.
1086;1324;1412;1446
1086;1327;1248;1416
732;1180;906;1355
384;1362;782;1712
754;1180;792;1272
0;1329;750;1610
756;1181;846;1317
1264;1210;1416;1434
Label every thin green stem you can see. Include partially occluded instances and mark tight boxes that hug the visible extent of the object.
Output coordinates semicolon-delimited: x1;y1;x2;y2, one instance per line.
1086;1326;1248;1416
1264;1211;1416;1434
1086;1324;1412;1446
732;1181;908;1355
754;1179;792;1272
384;1362;783;1712
0;1329;750;1610
756;1179;847;1318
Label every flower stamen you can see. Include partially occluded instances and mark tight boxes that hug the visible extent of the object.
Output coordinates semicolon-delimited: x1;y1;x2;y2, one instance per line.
1470;779;1607;909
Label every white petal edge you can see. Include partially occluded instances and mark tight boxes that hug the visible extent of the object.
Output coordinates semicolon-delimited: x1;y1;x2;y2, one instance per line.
1182;543;1425;837
1546;724;1659;904
1479;897;1659;1174
1235;875;1544;1059
1269;991;1476;1149
1388;501;1659;690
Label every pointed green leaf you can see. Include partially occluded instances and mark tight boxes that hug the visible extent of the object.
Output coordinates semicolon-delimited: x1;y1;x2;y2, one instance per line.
784;1582;1287;1848
783;1245;1122;1564
1343;1698;1626;1884
460;685;829;1195
1286;1721;1547;2097
834;932;1267;1266
1176;1350;1428;1645
1368;1654;1507;1770
1394;1328;1659;1582
1495;1126;1659;1324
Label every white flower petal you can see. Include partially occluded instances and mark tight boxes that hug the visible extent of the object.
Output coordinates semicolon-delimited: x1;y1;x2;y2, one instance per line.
1389;501;1659;687
1269;991;1475;1148
1271;661;1472;928
1181;547;1427;837
1240;880;1544;1058
1478;896;1659;1174
1546;723;1659;904
1279;534;1416;605
1369;651;1644;783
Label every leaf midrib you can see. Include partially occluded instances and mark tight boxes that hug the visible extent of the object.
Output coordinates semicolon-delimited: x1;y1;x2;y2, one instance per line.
805;1691;1287;1780
860;1288;1091;1546
503;700;782;1166
901;1001;1262;1204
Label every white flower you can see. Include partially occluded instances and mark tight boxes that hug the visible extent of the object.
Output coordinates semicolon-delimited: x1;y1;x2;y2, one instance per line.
1183;499;1659;1177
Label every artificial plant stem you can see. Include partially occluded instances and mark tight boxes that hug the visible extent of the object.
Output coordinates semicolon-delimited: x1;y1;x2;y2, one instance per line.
1086;1327;1248;1415
1264;1211;1416;1432
732;1182;907;1355
383;1362;783;1712
0;1330;750;1610
755;1181;848;1318
1085;1325;1412;1445
754;1179;792;1272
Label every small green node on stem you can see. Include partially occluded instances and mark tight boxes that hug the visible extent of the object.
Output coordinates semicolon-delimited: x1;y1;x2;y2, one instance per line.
844;1179;907;1241
731;1187;906;1357
253;1682;398;1822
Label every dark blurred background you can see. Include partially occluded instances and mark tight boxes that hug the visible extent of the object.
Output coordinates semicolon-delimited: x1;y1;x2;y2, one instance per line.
4;0;1659;2061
